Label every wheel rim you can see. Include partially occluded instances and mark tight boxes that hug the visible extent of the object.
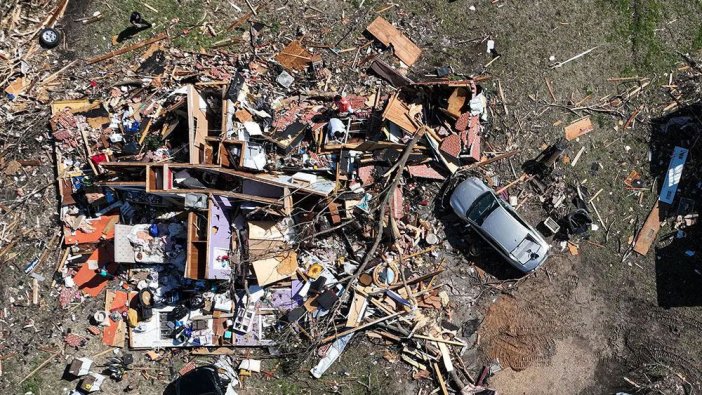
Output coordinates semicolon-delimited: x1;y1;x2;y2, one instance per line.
42;30;57;42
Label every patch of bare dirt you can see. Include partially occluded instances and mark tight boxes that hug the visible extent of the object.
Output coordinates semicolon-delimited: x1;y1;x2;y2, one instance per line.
491;337;598;394
478;295;559;371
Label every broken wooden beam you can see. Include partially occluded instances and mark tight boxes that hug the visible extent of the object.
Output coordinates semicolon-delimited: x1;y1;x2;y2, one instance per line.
86;32;168;64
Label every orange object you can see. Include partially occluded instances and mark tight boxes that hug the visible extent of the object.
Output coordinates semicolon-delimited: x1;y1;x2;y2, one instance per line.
64;213;119;245
633;202;661;256
564;116;594;141
102;290;135;347
73;244;117;298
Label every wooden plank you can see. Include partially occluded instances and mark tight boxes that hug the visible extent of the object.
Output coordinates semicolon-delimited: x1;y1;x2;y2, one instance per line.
438;341;454;372
155;188;281;206
275;40;321;71
191;347;237;355
321;312;403;344
369;58;413;88
366;17;421;66
382;93;419;133
185;212;207;279
433;362;449;395
633;201;660;256
85;32;168;64
412;77;491;86
412;334;465;347
226;10;254;31
461;149;520;171
187;85;209;164
564;116;594;141
345;292;368;328
446;88;468;118
93;181;147;187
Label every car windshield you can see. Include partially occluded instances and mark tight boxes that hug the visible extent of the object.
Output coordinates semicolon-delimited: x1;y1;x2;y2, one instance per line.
466;192;500;225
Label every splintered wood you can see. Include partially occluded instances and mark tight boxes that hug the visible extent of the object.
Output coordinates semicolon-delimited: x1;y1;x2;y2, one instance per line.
446;88;468;118
382;93;419;133
86;32;168;64
275;40;322;71
564;116;594;141
366;17;422;66
633;201;660;256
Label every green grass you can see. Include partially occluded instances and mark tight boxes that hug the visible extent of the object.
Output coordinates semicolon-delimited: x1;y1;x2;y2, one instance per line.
601;0;674;73
74;0;245;56
630;0;667;72
21;376;42;394
692;25;702;51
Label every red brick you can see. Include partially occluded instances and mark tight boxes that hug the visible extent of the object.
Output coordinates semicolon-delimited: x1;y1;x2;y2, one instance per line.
407;164;445;180
455;112;471;131
358;165;375;185
440;134;461;159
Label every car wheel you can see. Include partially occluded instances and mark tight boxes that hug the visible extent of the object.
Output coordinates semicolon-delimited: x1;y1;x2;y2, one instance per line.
464;231;482;257
39;28;61;49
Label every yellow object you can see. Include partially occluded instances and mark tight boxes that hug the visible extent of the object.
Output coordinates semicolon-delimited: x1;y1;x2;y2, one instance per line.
127;308;139;328
307;263;323;279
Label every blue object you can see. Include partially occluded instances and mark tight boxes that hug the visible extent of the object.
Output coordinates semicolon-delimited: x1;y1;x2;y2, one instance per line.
104;189;116;203
71;176;85;192
149;223;159;237
125;120;141;134
24;258;39;273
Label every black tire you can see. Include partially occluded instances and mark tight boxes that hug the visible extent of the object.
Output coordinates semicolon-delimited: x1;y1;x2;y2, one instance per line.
39;28;61;49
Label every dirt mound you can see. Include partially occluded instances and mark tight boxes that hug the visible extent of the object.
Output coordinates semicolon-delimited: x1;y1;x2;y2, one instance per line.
478;296;559;371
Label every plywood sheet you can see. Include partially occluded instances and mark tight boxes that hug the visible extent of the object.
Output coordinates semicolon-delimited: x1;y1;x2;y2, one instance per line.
366;17;422;66
275;40;322;71
252;251;297;286
446;88;468;118
382;93;418;133
564;116;594;141
633;201;660;256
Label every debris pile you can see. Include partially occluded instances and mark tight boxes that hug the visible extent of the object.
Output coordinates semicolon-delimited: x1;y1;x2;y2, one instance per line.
41;14;504;395
8;1;701;393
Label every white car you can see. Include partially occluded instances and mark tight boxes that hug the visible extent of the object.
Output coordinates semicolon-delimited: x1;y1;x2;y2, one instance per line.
450;177;550;272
